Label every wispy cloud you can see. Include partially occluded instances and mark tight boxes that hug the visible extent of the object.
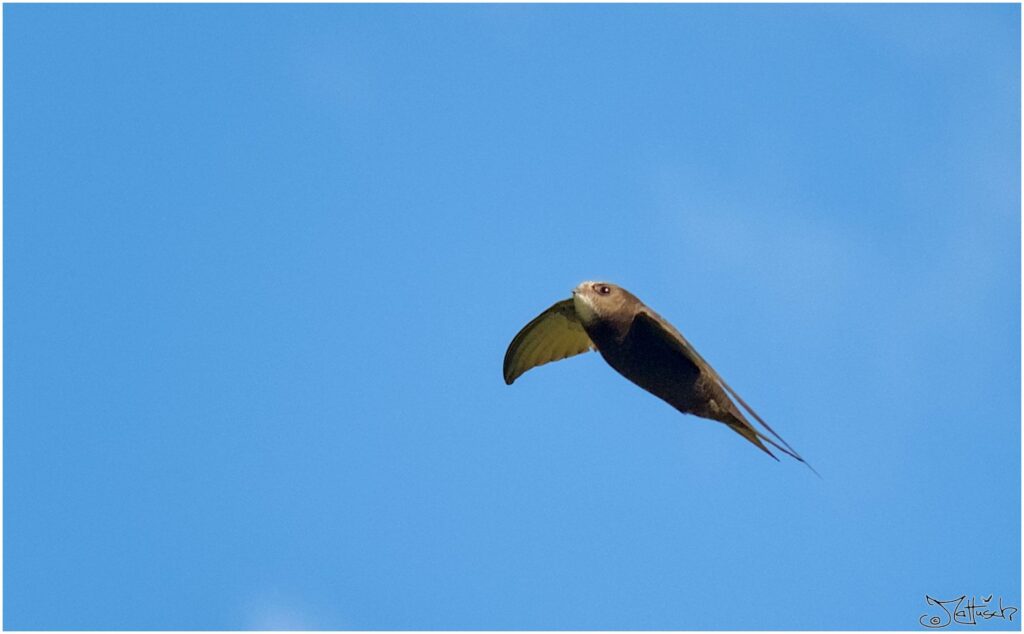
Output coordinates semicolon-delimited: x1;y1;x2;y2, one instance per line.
240;591;319;631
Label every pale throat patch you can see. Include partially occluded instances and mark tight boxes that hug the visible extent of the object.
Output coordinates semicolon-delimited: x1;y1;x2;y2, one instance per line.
573;291;599;326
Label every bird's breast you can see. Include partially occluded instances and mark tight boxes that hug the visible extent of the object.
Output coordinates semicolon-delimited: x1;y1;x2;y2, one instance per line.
590;321;704;415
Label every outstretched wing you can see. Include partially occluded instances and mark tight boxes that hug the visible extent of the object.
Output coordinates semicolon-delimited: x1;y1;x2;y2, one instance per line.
633;308;818;475
503;299;595;385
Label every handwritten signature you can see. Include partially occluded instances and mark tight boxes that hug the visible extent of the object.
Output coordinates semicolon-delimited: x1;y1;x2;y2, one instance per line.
920;594;1018;628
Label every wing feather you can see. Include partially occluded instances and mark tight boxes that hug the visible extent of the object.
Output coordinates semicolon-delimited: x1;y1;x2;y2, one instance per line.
634;308;818;475
503;299;595;385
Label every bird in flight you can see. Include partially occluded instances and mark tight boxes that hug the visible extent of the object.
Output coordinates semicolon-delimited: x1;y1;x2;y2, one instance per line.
504;281;816;473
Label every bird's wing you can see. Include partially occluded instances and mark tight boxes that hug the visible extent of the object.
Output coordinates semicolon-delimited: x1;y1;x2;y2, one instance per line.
503;299;595;385
633;308;817;474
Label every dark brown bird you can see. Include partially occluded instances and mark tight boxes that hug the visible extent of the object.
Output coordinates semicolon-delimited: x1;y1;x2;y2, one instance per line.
504;281;815;473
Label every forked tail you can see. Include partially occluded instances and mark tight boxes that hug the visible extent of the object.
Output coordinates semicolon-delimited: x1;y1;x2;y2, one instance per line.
725;412;821;478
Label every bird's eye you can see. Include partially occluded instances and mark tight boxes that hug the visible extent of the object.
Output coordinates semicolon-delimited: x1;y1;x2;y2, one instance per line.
599;285;611;295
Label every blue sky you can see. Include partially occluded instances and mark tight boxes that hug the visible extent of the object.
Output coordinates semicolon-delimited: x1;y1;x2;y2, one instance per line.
4;3;1019;630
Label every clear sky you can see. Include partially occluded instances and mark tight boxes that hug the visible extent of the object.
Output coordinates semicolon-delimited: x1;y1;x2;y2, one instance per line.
4;3;1020;630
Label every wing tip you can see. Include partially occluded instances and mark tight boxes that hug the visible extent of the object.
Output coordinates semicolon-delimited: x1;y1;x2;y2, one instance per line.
502;348;518;384
502;359;518;385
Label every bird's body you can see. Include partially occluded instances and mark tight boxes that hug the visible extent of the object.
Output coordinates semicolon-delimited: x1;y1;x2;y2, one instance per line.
504;281;815;472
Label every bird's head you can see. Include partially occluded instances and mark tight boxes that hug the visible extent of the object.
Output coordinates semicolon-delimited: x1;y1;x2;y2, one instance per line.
572;281;637;326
